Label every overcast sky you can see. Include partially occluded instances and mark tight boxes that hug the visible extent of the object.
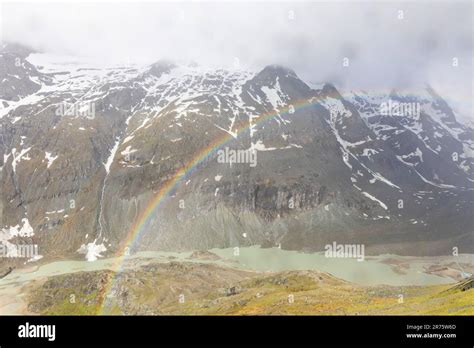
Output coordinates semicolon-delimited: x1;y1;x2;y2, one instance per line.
1;0;472;123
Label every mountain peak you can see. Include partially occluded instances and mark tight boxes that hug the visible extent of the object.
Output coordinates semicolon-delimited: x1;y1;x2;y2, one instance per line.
147;60;177;77
0;42;36;58
258;64;298;79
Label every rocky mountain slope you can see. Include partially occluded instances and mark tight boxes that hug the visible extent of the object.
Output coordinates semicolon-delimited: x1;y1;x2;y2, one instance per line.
0;43;473;263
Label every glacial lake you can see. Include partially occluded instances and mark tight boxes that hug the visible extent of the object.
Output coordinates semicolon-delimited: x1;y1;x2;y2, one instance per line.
210;246;460;286
1;245;467;288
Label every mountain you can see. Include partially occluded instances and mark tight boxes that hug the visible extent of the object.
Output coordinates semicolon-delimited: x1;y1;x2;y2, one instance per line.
0;45;473;264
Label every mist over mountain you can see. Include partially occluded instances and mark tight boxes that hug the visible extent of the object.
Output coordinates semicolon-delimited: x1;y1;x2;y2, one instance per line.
0;42;472;265
3;1;472;124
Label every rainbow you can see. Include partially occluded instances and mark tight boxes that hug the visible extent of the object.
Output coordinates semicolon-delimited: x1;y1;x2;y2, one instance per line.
97;86;466;313
97;94;329;313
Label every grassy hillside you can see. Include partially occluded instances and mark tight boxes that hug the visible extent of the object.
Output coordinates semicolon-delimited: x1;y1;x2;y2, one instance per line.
26;261;474;315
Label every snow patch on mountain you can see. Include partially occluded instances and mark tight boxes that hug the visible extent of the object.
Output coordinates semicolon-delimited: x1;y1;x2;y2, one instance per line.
11;147;32;173
104;137;120;173
361;191;388;210
261;77;285;110
44;152;58;168
77;240;107;262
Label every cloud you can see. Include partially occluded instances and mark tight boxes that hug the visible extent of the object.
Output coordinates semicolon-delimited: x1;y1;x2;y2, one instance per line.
2;0;472;121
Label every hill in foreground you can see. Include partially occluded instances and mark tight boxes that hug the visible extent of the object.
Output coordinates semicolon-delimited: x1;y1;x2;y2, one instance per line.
26;261;474;315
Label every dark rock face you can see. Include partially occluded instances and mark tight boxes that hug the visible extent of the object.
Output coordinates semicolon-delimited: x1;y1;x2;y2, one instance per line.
0;266;13;279
0;47;473;263
446;276;474;293
0;44;52;102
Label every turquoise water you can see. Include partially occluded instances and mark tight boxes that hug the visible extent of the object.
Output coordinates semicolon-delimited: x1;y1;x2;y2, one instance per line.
210;246;456;286
0;246;463;288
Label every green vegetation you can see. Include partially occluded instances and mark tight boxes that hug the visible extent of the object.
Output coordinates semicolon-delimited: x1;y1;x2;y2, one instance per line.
27;262;474;316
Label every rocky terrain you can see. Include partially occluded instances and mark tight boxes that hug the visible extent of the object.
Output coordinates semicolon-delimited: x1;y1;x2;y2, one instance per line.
0;42;473;268
25;261;474;315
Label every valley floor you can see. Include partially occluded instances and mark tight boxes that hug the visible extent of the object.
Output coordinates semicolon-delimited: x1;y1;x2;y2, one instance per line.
0;248;472;315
